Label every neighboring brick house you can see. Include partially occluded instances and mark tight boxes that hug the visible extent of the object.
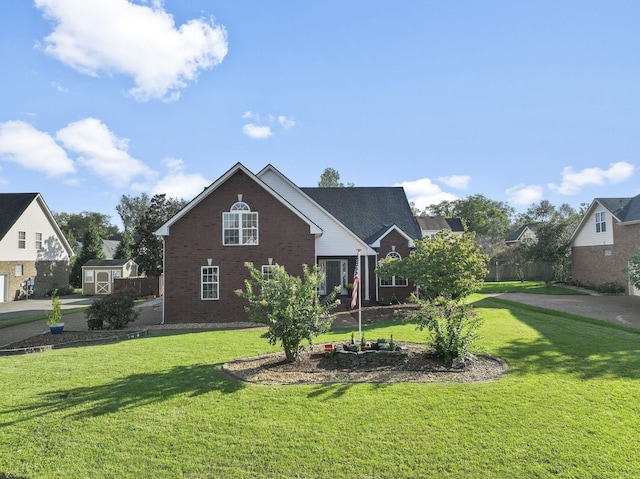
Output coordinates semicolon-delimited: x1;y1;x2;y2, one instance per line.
0;193;74;302
155;163;422;324
570;195;640;295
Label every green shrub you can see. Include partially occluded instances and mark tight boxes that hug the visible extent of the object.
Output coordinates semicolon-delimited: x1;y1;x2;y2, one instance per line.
598;281;625;295
85;289;139;330
408;295;482;365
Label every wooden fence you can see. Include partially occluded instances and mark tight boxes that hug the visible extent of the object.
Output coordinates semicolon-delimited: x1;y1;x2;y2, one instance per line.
114;275;163;298
485;261;553;282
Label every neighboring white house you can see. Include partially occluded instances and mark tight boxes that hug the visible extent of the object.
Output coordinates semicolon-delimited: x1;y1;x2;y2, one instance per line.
416;216;465;239
505;223;539;247
0;193;74;302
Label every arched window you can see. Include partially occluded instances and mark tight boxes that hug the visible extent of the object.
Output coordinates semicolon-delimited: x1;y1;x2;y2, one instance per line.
380;251;408;287
223;202;258;245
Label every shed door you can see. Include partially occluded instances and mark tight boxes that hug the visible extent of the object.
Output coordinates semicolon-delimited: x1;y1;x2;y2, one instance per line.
96;271;111;294
0;274;6;302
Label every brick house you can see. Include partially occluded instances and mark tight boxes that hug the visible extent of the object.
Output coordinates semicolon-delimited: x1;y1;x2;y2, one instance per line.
0;193;74;302
570;195;640;295
155;163;422;324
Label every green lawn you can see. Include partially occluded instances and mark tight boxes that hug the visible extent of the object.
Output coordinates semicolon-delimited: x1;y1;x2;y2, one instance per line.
1;297;639;478
480;280;586;295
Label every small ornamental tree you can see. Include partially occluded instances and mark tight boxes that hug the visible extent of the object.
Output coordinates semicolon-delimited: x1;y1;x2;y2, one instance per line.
236;262;339;362
408;295;482;365
377;230;489;300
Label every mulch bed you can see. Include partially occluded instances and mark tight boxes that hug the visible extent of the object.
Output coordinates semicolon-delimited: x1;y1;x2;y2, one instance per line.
0;330;148;355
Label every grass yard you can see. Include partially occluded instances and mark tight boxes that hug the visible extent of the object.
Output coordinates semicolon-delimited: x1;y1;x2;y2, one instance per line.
1;296;639;478
480;280;587;295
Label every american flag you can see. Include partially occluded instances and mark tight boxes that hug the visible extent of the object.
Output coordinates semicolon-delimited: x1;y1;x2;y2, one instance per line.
350;257;360;309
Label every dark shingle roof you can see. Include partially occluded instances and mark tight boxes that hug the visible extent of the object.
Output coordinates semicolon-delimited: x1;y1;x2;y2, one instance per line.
506;223;539;242
83;259;131;267
416;216;451;231
597;195;640;222
445;218;465;232
301;187;422;243
0;193;38;241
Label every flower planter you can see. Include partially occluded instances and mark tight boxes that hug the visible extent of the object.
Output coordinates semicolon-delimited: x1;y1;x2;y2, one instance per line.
49;323;65;334
87;318;104;330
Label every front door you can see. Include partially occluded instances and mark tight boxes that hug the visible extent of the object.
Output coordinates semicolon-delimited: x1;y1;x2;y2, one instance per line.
325;260;342;295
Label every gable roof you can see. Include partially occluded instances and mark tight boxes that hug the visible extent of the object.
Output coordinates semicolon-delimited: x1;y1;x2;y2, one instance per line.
0;193;39;241
445;218;465;232
416;215;451;232
570;193;640;243
301;187;422;244
83;259;134;267
506;223;539;243
0;193;74;257
596;195;640;223
156;163;322;236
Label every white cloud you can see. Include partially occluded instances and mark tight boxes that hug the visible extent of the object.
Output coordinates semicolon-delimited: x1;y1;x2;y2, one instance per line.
437;174;470;189
395;177;458;211
55;118;153;185
0;120;75;177
278;116;296;129
506;184;544;205
241;111;295;138
50;81;68;93
132;157;210;200
548;161;636;195
35;0;228;101
242;123;273;139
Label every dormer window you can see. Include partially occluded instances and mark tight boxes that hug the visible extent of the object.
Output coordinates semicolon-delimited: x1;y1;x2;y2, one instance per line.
223;202;258;245
595;211;606;233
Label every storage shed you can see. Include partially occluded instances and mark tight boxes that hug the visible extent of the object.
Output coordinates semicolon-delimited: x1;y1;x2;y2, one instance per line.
82;259;139;295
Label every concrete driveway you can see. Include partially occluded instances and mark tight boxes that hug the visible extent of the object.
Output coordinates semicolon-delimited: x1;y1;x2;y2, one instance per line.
492;292;640;329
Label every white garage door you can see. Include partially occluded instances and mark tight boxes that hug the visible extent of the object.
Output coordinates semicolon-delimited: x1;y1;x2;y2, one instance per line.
0;275;6;302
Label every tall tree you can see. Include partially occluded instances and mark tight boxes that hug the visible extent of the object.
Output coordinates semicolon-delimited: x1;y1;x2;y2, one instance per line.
116;193;151;234
54;211;118;245
70;222;106;287
134;194;186;275
518;221;572;283
318;167;354;187
113;230;135;260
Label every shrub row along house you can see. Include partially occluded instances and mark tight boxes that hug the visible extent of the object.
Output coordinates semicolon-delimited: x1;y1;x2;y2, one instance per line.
155;163;422;324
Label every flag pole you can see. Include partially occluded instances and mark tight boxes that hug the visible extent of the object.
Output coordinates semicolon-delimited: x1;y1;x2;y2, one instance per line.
356;248;362;343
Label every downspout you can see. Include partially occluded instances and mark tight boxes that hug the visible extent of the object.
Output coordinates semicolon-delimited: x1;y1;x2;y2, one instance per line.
375;253;379;304
160;236;165;324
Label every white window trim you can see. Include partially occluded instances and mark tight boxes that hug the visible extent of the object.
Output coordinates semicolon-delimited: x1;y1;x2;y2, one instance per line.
595;211;606;233
35;232;42;250
380;251;408;287
85;270;94;283
15;264;24;277
201;265;220;300
18;231;26;249
223;202;259;246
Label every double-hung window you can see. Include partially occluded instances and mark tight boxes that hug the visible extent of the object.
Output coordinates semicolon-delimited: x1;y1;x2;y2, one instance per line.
380;251;408;287
201;266;219;300
18;231;26;249
35;232;43;250
223;202;258;245
595;212;606;233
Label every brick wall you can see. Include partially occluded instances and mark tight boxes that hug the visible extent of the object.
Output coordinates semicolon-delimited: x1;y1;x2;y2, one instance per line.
571;222;640;292
377;229;413;304
0;260;68;300
163;169;316;323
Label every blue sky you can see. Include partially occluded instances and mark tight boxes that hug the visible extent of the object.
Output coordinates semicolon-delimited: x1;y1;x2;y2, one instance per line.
1;0;638;227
